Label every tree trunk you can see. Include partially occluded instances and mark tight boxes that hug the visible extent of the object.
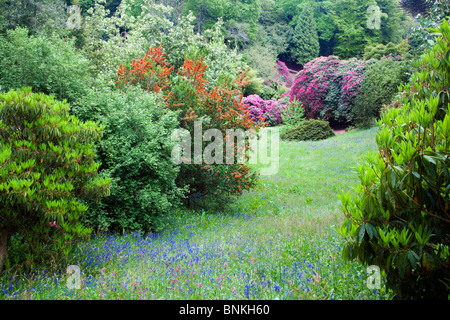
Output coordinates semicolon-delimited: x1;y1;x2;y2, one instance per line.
0;229;9;272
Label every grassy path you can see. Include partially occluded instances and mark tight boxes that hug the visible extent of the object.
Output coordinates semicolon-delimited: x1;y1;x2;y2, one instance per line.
0;127;393;300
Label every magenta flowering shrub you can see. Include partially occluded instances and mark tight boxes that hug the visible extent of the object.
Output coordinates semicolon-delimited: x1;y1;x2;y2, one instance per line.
341;71;362;102
277;60;292;87
322;59;372;122
243;94;285;126
243;94;265;122
263;99;284;126
288;56;340;120
288;56;372;123
384;53;405;61
340;59;369;102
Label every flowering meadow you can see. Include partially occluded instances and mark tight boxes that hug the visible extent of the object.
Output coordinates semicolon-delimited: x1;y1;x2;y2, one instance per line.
0;127;392;300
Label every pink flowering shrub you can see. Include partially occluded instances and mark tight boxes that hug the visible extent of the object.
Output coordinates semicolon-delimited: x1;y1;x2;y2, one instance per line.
263;99;285;126
288;56;339;120
322;59;373;122
243;94;285;126
277;60;292;87
288;56;373;123
243;94;265;122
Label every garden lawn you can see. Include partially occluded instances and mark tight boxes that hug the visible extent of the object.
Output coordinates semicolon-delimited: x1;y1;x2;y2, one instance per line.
0;126;393;300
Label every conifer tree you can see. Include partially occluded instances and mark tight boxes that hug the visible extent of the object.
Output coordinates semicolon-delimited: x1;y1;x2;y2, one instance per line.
289;5;319;65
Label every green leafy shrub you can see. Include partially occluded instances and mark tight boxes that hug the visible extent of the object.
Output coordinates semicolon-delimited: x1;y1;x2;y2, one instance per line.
71;87;185;233
336;20;450;299
256;21;293;58
281;119;335;141
242;68;265;97
353;56;411;127
0;27;92;103
281;99;305;128
408;0;450;57
260;81;288;101
242;43;277;81
363;40;410;60
0;87;110;272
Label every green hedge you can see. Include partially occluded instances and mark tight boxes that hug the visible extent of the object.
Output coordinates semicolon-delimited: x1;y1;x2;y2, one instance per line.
71;87;185;233
280;119;335;141
352;57;411;127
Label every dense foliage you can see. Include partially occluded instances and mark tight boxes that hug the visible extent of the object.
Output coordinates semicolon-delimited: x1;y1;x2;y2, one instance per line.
183;0;260;40
0;27;91;103
280;119;335;141
363;40;410;60
71;87;184;233
0;0;68;36
288;5;319;65
1;0;417;71
0;88;110;271
408;0;450;57
242;43;277;81
353;55;411;127
337;20;450;299
330;0;409;59
1;0;449;301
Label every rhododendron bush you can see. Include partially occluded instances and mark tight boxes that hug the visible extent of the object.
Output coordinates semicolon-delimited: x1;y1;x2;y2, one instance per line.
288;56;373;123
277;60;292;87
242;94;286;127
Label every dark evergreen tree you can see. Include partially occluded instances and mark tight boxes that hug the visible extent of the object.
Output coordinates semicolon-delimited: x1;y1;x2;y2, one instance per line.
399;0;429;16
289;5;319;65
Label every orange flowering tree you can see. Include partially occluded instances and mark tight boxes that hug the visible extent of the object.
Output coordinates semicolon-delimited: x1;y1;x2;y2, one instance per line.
116;46;262;204
116;46;173;94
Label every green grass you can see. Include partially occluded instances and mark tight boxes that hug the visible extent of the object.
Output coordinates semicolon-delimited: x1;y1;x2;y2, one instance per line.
0;126;394;300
